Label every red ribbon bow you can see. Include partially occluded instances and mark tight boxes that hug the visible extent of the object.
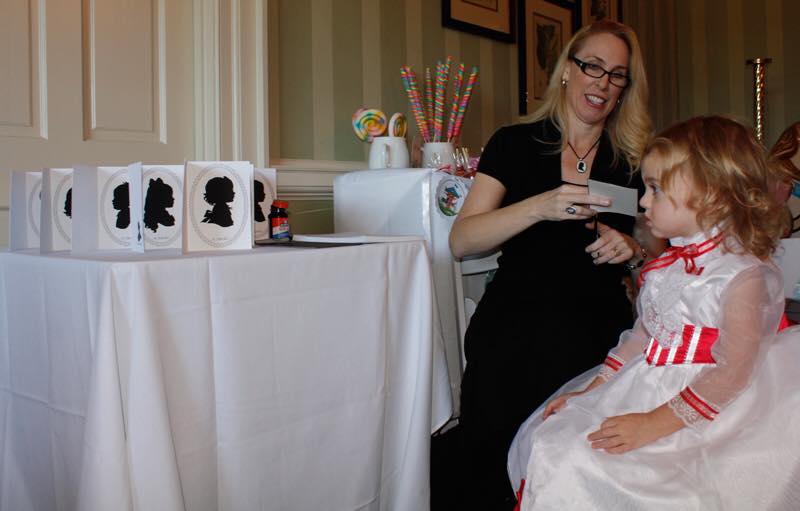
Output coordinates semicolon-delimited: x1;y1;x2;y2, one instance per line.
637;234;723;287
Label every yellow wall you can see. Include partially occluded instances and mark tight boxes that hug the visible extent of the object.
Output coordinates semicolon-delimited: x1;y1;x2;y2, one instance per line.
268;0;520;162
625;0;799;146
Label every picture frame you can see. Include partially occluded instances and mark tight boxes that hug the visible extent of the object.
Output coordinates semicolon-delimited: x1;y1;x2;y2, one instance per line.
581;0;620;26
442;0;516;43
517;0;578;115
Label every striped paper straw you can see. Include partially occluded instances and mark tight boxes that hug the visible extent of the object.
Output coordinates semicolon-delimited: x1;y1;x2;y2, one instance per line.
447;62;465;142
451;66;478;142
425;67;434;138
400;66;430;142
433;57;451;142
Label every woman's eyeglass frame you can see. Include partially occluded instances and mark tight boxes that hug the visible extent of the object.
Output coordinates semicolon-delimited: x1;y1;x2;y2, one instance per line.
571;56;630;88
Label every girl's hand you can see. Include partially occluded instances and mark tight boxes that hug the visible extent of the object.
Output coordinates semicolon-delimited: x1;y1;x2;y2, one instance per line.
587;405;685;454
531;185;610;222
543;391;584;420
585;222;639;265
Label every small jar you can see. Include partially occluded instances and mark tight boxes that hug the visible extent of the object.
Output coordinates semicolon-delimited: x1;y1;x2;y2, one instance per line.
268;200;291;240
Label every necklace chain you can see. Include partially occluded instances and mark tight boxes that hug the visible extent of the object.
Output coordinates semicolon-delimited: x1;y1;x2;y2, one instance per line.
567;137;602;174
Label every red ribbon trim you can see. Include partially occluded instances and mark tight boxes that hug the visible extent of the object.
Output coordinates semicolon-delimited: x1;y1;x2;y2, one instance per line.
637;234;724;287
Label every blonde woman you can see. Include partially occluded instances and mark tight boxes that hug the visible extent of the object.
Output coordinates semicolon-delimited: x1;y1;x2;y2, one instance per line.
449;21;660;509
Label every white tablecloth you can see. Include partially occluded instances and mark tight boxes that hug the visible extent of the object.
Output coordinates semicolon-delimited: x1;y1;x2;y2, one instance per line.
0;241;452;511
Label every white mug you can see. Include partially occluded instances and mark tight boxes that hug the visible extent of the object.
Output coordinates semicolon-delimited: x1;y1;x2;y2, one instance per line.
368;136;410;169
422;142;456;170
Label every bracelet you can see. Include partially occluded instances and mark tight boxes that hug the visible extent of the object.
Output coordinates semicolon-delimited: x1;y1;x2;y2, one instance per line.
624;246;647;271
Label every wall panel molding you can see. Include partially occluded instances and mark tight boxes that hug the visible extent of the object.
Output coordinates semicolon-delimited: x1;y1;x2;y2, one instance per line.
82;0;166;142
0;0;47;140
194;0;221;159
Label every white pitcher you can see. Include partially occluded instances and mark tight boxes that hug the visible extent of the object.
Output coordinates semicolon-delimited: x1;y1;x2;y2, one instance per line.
368;136;410;169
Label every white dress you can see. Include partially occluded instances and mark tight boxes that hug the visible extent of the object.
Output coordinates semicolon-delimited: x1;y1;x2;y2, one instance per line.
508;231;800;510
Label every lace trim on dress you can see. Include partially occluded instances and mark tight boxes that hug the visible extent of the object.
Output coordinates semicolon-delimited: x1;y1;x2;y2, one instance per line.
668;386;720;426
668;394;704;426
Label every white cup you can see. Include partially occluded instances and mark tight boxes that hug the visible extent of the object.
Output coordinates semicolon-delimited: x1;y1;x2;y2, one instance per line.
422;142;456;170
368;136;410;169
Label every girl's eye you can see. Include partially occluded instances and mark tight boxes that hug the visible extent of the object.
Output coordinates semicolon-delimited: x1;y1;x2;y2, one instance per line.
649;184;660;194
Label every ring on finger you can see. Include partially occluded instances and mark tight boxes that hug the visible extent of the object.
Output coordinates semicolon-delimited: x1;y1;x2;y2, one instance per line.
565;205;577;215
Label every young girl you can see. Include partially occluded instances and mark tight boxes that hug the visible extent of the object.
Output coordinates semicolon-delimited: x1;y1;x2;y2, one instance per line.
508;116;800;510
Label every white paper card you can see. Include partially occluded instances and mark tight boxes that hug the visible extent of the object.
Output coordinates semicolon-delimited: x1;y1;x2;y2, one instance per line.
9;170;42;250
73;165;143;252
183;161;253;252
40;168;73;252
587;179;639;217
253;167;277;241
143;164;184;249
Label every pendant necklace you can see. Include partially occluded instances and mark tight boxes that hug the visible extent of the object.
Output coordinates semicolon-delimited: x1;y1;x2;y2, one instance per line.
567;137;602;174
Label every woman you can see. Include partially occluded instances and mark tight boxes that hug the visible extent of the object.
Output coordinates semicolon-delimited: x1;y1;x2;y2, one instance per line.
449;21;660;509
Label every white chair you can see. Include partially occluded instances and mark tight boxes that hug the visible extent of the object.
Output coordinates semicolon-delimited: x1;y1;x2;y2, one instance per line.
453;251;501;371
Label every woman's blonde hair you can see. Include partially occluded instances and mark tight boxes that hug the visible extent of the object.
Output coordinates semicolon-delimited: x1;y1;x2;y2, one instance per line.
531;20;652;168
644;116;783;260
768;122;800;185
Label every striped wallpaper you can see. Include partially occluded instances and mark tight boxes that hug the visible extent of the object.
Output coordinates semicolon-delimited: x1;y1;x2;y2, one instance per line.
269;0;520;163
625;0;800;146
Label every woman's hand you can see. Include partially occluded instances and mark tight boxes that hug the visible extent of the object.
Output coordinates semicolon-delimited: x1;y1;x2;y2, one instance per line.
585;222;640;265
530;184;610;223
586;405;685;454
542;391;584;420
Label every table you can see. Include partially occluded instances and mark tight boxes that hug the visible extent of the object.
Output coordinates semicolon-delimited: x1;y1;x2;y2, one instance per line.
0;241;452;510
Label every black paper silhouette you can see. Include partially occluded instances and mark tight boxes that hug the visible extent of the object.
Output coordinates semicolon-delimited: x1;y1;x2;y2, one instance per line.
254;180;266;222
202;176;235;227
112;182;130;229
64;188;72;217
143;178;176;232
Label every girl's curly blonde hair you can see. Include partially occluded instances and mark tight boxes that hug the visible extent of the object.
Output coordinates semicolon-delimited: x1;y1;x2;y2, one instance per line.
644;116;783;260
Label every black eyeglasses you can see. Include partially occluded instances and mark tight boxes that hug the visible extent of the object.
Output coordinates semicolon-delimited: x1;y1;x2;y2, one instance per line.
571;56;630;88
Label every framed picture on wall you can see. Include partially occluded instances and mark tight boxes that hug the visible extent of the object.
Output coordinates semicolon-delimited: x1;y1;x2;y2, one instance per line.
517;0;577;115
581;0;620;26
442;0;516;43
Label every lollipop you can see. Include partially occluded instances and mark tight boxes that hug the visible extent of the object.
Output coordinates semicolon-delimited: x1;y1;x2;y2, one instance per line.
352;108;388;142
388;113;407;137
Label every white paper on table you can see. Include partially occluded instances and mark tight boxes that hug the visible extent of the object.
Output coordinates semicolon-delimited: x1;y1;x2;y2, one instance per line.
292;233;424;244
40;168;73;252
587;179;639;217
142;164;184;249
73;165;139;252
183;161;254;252
253;168;277;241
9;170;42;250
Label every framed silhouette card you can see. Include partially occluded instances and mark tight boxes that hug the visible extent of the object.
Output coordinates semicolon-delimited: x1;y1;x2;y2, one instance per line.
183;161;253;252
253;168;277;241
142;164;184;250
40;168;73;252
9;170;42;250
72;164;144;252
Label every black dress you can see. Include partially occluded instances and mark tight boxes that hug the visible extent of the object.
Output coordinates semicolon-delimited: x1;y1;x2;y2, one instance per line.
458;119;642;509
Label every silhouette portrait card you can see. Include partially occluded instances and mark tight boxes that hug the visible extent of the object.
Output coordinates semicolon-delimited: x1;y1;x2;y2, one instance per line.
9;170;42;250
72;165;145;252
253;168;277;241
142;164;184;250
183;161;253;252
40;168;73;252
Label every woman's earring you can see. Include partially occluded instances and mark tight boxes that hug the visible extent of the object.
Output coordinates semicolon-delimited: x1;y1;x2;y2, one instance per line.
561;78;567;87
